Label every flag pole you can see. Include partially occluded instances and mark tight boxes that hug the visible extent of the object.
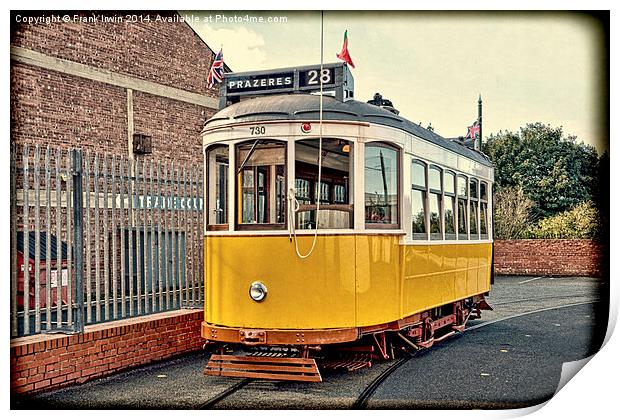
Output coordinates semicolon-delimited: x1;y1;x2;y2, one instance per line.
478;94;483;151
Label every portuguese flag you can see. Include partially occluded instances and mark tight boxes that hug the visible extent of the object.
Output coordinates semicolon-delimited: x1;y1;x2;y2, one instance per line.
336;30;355;68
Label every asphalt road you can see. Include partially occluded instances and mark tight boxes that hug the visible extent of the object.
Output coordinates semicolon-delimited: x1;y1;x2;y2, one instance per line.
13;276;607;410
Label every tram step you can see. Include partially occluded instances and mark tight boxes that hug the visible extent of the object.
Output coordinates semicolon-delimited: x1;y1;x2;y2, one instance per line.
320;355;372;372
204;354;322;382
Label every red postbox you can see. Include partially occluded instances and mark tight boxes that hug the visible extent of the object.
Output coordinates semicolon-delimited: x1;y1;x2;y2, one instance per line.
16;232;69;311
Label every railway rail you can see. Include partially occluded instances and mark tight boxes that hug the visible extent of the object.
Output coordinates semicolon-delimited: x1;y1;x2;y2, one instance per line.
196;299;600;410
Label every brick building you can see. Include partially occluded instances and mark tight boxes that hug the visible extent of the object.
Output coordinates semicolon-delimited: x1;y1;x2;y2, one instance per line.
11;11;221;163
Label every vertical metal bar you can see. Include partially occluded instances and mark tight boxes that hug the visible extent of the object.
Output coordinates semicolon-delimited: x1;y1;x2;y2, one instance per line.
142;158;149;314
119;158;126;319
170;163;178;309
162;162;169;310
111;155;118;319
94;153;101;322
72;149;84;333
103;154;110;321
149;160;156;311
84;151;92;323
198;170;204;305
45;146;52;331
55;147;62;328
65;150;73;328
187;167;196;306
136;158;143;315
11;143;18;337
34;145;41;333
182;168;189;307
22;144;30;335
128;158;134;317
156;162;164;311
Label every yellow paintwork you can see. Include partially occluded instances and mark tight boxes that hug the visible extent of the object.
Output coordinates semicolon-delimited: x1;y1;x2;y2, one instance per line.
204;234;492;330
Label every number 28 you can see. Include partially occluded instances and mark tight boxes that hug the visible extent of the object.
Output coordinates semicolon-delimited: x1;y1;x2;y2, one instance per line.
307;69;331;85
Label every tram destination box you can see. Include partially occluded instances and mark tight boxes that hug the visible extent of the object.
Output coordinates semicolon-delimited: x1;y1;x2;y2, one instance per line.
219;62;354;108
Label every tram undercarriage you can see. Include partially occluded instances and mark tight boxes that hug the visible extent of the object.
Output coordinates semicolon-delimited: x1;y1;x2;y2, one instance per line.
203;295;492;382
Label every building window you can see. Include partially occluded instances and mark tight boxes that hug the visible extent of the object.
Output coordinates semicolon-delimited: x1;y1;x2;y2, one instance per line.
444;171;456;240
480;181;489;239
428;165;442;240
236;140;286;229
411;160;427;239
206;145;229;228
457;175;468;240
365;143;399;228
469;178;479;239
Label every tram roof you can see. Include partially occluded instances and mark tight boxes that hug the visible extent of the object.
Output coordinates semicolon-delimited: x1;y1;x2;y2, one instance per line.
204;94;492;166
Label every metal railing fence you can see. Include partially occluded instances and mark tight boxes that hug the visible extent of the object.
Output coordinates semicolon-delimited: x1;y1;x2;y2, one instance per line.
10;143;204;337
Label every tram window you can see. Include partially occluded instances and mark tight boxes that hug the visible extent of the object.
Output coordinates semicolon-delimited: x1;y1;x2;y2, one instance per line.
444;171;456;240
457;175;468;240
295;138;352;229
365;143;399;228
411;160;427;239
236;140;286;229
206;145;229;227
429;166;442;240
469;179;479;238
480;181;488;239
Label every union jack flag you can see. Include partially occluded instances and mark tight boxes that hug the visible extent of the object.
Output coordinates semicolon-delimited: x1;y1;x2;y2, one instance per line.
466;120;480;140
207;48;224;89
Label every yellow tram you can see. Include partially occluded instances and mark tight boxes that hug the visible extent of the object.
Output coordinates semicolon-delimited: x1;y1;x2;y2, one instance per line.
201;63;493;381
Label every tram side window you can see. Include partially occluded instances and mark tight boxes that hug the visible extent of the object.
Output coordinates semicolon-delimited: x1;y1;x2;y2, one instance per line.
411;160;427;239
428;166;442;240
480;181;489;239
295;138;352;229
236;140;286;229
457;175;468;240
206;145;229;227
469;179;479;239
365;143;399;228
444;171;456;240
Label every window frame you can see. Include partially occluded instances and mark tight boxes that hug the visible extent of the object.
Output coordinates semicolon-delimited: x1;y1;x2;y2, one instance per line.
411;159;428;240
205;144;230;231
443;169;457;240
469;178;480;240
428;165;443;240
364;141;401;230
457;174;469;240
479;180;489;239
235;139;288;231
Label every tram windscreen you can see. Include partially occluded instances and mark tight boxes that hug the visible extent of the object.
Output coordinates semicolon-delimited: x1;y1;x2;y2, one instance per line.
294;138;352;229
236;140;286;228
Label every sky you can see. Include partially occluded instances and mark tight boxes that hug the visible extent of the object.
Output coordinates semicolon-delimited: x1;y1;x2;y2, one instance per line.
182;11;607;153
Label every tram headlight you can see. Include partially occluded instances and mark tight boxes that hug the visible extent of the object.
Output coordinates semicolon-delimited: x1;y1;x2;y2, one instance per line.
249;281;268;302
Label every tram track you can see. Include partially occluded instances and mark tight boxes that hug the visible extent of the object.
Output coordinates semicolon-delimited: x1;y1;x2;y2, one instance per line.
489;293;596;307
195;298;600;410
196;378;254;409
351;299;600;409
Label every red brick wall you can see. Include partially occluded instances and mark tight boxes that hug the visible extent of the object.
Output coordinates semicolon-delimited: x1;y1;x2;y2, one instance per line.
494;239;603;277
10;309;204;395
11;11;218;166
11;11;218;97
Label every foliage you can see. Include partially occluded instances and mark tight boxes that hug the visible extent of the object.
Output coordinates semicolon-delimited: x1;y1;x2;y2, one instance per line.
493;186;534;239
482;123;599;219
523;201;601;239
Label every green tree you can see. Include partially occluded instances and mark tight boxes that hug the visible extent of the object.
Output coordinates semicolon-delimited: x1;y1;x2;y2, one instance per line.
482;123;599;219
493;186;534;239
524;201;601;239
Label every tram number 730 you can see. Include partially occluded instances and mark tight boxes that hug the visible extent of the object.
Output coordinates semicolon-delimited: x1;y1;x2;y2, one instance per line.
249;125;266;135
